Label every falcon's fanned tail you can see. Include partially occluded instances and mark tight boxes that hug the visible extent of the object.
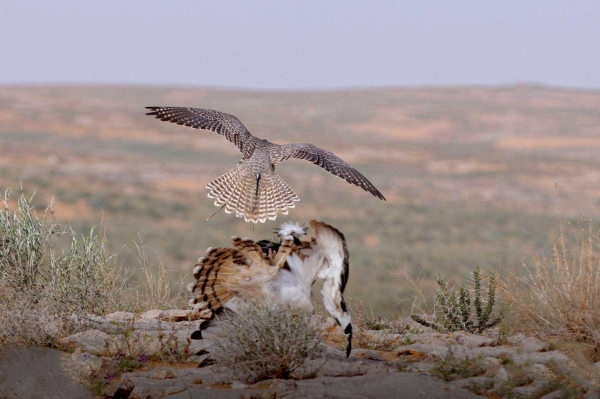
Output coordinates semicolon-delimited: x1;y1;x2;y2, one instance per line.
207;164;299;223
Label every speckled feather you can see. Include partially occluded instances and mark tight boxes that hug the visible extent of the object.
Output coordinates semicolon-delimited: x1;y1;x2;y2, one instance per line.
146;106;385;223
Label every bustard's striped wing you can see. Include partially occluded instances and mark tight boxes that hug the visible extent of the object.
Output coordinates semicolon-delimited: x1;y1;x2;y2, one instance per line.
276;143;386;200
145;107;257;154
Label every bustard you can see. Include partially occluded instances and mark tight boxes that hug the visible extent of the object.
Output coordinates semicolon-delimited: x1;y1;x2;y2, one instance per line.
188;220;353;356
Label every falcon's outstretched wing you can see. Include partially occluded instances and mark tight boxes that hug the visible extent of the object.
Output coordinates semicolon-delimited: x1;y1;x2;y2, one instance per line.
277;143;386;200
145;107;256;154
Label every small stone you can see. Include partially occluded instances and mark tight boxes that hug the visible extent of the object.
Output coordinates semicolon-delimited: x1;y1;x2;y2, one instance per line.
453;332;495;348
594;361;600;369
316;359;367;377
519;337;549;353
481;356;501;367
140;310;163;319
105;311;136;322
152;368;175;379
164;383;187;395
364;351;386;361
269;379;296;392
232;381;247;389
60;329;112;354
494;367;509;384
70;352;103;372
160;309;192;321
540;391;565;399
529;363;548;376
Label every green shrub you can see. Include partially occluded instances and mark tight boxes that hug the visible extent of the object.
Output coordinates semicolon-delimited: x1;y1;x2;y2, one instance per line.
411;266;504;334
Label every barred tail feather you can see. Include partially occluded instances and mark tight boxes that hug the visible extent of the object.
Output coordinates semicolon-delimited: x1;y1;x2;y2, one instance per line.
206;166;299;223
188;247;245;319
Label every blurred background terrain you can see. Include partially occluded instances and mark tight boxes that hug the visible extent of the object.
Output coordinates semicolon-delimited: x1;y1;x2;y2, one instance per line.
2;84;599;316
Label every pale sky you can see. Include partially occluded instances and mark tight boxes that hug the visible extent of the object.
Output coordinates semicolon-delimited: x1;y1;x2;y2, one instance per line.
1;1;599;90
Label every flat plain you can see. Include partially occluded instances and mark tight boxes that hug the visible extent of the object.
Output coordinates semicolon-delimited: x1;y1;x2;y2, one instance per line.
1;85;599;316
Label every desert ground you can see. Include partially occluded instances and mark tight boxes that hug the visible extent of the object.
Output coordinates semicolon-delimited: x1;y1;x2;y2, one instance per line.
1;84;600;316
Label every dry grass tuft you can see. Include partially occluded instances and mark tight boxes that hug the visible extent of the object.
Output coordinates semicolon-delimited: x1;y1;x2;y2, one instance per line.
502;218;600;347
211;303;322;383
349;300;399;350
0;188;186;348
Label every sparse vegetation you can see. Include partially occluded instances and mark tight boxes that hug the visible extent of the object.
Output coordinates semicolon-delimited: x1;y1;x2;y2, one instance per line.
430;347;484;381
503;218;600;350
0;189;185;348
350;301;400;350
211;303;323;383
411;266;504;334
86;349;148;397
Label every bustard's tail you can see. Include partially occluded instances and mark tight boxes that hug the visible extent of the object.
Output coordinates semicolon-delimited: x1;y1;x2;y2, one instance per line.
206;164;299;223
187;246;242;321
188;234;297;338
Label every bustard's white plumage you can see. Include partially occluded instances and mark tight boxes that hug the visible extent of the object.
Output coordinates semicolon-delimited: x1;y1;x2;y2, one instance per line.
188;220;352;356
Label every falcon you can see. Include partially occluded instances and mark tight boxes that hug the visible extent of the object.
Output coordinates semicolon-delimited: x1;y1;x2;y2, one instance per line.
145;107;385;223
187;220;353;356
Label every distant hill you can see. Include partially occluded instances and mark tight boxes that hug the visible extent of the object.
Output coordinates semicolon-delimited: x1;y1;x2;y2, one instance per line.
1;85;599;316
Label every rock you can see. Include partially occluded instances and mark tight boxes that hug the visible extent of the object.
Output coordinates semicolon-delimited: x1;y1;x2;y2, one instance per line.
293;373;485;399
105;311;136;323
60;329;112;354
513;351;569;365
269;379;297;393
454;376;495;392
493;367;509;384
152;368;176;379
112;378;134;399
315;359;367;377
290;358;326;379
512;379;552;397
399;343;447;359
480;356;501;367
519;337;549;353
232;381;247;389
540;391;567;399
160;309;194;321
197;370;234;385
70;352;103;373
164;383;188;396
351;348;386;361
453;332;495;348
126;377;187;399
140;310;163;319
528;363;549;376
0;347;94;399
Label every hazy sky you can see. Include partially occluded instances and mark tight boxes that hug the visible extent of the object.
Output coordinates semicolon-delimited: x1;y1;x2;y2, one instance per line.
1;1;599;91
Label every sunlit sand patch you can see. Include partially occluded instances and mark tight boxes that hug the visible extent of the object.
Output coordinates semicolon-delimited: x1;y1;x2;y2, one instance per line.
350;113;451;140
51;200;93;221
155;178;208;193
427;160;506;175
497;136;600;150
363;234;379;248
